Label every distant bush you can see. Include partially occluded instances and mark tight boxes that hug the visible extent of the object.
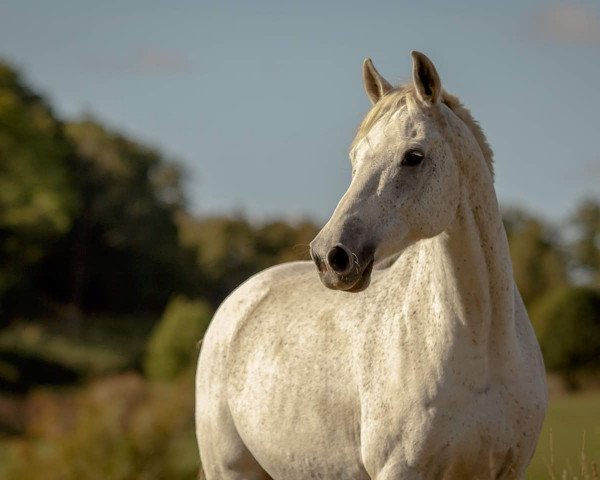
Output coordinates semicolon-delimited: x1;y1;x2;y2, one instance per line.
144;296;212;381
531;287;600;384
0;373;199;480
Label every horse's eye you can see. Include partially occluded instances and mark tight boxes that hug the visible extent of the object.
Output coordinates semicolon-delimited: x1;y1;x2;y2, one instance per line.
402;149;424;167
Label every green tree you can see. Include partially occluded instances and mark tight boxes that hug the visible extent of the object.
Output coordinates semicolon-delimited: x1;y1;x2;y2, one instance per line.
0;62;79;314
570;198;600;286
255;220;318;265
144;295;212;380
503;209;568;307
38;119;195;317
177;214;260;303
177;214;318;305
530;286;600;388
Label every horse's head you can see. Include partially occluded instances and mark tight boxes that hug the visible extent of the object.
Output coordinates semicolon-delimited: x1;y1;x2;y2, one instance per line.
311;51;490;292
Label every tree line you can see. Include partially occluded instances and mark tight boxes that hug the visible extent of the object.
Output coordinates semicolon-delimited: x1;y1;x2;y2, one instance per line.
0;59;599;385
0;61;319;327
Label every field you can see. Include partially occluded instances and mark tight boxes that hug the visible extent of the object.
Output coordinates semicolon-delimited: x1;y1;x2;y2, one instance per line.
528;391;600;479
1;321;599;479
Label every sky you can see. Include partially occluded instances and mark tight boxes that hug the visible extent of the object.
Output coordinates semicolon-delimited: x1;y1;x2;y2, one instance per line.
0;0;599;223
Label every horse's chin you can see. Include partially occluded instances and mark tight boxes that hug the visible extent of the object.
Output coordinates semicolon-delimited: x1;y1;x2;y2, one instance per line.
316;255;375;293
344;259;374;293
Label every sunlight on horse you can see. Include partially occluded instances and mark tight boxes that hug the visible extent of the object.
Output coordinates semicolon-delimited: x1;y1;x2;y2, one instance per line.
195;51;547;480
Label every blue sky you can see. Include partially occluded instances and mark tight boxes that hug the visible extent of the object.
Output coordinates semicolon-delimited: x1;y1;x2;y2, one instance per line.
1;1;599;223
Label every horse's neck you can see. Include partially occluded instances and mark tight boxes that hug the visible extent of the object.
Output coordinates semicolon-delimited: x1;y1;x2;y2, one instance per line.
395;171;519;371
440;183;515;342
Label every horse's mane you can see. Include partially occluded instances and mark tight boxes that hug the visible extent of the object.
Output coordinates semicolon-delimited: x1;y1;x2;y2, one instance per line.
351;84;494;179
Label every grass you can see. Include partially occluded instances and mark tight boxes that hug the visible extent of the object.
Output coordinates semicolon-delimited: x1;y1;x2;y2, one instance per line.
528;390;600;479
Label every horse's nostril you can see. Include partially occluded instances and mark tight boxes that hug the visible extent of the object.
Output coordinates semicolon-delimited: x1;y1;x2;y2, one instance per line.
311;248;326;273
327;246;352;275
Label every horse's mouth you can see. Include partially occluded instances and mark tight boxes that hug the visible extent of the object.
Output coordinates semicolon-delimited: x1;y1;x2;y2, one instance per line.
344;258;374;293
314;250;375;293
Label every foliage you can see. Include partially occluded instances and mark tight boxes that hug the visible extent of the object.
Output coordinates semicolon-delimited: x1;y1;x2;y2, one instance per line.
0;373;199;480
0;63;78;312
40;119;192;315
144;296;212;381
503;209;569;307
0;60;198;320
0;315;154;392
570;199;600;287
177;213;318;304
531;287;600;379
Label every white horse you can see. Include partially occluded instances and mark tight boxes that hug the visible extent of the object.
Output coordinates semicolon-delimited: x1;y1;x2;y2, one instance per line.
195;51;547;479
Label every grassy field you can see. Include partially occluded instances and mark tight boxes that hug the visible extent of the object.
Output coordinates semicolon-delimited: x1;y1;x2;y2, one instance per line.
528;390;600;479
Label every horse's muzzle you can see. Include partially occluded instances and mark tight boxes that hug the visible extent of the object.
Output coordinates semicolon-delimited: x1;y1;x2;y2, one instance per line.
310;243;374;293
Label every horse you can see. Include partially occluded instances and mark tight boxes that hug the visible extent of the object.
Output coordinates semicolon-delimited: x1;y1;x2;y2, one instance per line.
195;51;547;480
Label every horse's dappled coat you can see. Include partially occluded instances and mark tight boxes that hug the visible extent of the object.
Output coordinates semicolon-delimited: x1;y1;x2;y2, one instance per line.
195;51;547;480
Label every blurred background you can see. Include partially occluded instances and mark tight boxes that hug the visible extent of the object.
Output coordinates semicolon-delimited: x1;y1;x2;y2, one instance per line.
0;1;598;478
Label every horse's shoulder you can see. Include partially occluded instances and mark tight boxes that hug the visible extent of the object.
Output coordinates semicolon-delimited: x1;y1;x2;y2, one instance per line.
231;260;314;301
254;260;315;283
209;261;314;331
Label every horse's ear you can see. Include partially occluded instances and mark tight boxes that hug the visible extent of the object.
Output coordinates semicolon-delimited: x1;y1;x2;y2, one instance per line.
411;51;441;105
363;58;392;105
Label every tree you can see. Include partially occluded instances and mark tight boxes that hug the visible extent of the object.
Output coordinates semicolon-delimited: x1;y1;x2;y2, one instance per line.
37;119;193;316
503;208;568;308
255;220;318;265
177;213;319;305
530;286;600;388
0;62;79;315
570;198;600;286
